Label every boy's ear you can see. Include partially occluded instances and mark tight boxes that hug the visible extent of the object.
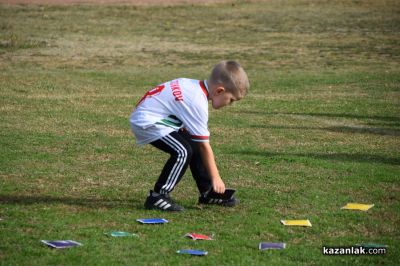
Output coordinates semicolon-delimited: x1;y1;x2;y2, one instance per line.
216;86;225;95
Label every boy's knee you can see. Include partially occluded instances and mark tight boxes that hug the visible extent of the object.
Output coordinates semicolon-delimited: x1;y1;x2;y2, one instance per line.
185;144;193;161
168;139;192;160
173;143;192;164
181;143;193;162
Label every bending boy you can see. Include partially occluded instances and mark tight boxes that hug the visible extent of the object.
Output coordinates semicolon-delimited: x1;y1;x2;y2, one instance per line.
130;60;249;211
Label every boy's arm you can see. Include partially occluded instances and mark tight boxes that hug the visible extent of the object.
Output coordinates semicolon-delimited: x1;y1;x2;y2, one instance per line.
197;142;226;194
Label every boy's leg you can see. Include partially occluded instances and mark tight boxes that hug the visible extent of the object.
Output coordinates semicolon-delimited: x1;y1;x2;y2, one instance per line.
150;131;193;195
178;130;239;207
143;131;192;211
178;130;212;194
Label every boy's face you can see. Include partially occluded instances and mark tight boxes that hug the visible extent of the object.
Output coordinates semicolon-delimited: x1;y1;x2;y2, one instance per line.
211;87;241;109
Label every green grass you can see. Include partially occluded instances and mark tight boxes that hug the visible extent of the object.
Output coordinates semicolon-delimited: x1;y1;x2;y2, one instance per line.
1;0;399;265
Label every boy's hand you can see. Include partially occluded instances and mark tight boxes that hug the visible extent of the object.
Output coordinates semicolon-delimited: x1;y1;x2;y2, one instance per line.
212;178;226;194
197;141;225;194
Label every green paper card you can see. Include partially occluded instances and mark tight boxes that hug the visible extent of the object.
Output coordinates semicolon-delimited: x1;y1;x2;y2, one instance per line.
105;231;138;237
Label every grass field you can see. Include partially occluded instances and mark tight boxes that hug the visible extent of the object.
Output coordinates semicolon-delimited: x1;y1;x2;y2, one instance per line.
1;0;399;265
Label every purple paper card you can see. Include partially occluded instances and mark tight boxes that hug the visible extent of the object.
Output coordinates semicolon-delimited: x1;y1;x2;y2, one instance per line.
136;218;168;224
259;242;286;250
177;249;208;256
41;240;82;249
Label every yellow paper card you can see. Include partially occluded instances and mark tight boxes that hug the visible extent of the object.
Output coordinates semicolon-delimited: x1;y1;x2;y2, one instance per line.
280;220;312;227
341;203;374;211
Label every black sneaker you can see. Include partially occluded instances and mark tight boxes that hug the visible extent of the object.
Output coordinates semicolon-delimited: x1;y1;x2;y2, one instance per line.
144;190;184;211
198;188;239;207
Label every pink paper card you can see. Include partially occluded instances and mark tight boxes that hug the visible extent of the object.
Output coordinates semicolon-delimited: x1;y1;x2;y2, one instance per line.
185;233;213;241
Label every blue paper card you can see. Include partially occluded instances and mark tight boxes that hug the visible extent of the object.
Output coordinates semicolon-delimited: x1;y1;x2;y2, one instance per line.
177;249;208;256
259;242;286;250
41;240;82;249
136;218;168;224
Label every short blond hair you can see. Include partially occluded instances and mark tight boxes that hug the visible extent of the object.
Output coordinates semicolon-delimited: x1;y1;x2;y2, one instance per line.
208;60;249;98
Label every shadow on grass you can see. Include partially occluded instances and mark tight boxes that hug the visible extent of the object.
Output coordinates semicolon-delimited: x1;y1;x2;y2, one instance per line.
241;111;400;135
250;124;400;136
240;111;400;124
231;150;400;165
0;194;143;210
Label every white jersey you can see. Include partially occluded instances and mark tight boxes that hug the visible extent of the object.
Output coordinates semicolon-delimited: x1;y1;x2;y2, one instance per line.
130;78;210;145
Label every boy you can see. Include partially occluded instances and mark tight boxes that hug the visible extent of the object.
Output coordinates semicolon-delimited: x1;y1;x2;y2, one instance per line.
130;60;249;211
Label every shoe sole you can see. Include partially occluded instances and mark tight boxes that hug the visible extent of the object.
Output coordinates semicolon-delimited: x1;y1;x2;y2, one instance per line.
198;198;239;207
144;201;184;212
144;205;184;211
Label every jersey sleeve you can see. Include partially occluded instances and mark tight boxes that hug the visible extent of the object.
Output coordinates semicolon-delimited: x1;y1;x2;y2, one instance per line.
175;101;209;142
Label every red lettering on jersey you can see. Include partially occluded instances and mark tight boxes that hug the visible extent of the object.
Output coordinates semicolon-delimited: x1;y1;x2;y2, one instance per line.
170;80;183;101
136;85;165;107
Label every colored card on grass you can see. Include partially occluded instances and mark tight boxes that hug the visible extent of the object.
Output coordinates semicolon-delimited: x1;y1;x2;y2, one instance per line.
105;231;138;237
41;240;82;249
280;219;312;227
177;249;208;256
185;233;213;241
136;218;168;224
259;242;286;250
206;188;236;200
341;203;374;211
